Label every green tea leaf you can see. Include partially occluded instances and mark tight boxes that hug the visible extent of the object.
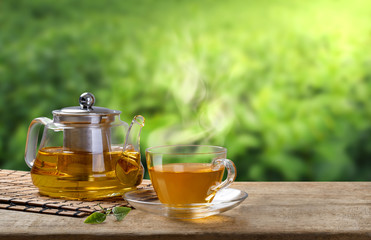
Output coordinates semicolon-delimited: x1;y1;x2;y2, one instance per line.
84;212;107;224
112;207;131;221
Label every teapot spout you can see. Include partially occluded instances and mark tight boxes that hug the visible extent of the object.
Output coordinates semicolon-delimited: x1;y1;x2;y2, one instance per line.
115;115;145;188
124;115;145;153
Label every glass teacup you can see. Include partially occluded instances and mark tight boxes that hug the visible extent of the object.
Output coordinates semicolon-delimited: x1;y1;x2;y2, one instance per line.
146;145;236;206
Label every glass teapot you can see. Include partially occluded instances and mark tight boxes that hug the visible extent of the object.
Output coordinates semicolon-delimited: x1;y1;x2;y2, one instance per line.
24;92;145;200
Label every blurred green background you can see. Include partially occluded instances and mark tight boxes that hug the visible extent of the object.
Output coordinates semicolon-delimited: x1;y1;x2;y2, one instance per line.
1;0;371;181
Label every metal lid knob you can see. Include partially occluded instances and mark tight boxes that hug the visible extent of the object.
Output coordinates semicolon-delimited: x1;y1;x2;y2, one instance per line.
52;92;121;124
79;92;95;110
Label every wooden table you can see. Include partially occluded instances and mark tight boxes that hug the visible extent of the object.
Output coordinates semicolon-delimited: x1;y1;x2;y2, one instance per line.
0;182;370;240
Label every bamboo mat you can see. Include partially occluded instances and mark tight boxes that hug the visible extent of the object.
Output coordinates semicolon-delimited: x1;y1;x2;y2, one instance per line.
0;169;151;217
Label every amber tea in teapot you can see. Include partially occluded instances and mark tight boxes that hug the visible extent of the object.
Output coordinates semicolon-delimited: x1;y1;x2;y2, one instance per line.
32;146;143;200
25;92;145;200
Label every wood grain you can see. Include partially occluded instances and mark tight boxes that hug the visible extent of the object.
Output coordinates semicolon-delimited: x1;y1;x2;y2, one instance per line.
0;180;369;240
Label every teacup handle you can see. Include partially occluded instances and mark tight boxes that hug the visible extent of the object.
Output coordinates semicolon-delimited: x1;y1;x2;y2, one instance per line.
211;158;236;191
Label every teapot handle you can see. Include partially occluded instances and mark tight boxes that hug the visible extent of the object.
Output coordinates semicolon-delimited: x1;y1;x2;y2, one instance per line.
25;117;53;168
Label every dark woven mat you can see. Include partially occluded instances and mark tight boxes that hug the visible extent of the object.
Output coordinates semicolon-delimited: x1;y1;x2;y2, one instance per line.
0;169;151;217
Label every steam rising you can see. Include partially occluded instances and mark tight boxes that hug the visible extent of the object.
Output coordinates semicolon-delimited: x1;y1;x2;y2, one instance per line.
148;30;235;147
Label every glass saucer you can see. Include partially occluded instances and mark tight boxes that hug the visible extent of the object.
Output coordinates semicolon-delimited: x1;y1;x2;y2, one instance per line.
123;187;248;219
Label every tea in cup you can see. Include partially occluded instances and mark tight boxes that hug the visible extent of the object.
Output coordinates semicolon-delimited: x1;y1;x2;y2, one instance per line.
146;145;236;206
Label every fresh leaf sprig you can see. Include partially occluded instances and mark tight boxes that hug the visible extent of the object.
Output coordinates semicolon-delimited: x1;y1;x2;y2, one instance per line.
84;204;131;224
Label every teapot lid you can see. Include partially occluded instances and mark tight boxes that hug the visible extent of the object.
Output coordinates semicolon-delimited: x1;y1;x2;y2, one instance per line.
52;92;121;124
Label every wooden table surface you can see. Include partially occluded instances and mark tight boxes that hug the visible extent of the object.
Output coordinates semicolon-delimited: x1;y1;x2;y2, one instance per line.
0;182;370;240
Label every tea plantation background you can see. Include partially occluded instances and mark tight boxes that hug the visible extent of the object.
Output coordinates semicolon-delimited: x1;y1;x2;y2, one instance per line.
1;0;371;180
